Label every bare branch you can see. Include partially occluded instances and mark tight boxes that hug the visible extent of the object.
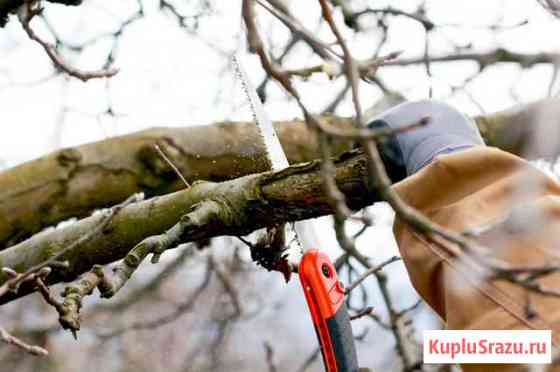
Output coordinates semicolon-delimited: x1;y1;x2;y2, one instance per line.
263;341;278;372
54;200;221;335
0;326;48;356
17;0;118;82
350;306;374;321
345;256;401;294
385;48;560;70
95;255;213;339
0;193;142;299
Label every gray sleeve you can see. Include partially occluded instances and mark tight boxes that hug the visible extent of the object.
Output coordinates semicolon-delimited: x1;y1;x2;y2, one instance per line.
371;100;485;176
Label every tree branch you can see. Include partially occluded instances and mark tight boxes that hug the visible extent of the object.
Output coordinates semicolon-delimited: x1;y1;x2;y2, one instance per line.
0;326;48;356
0;149;375;304
385;48;560;69
0;99;556;250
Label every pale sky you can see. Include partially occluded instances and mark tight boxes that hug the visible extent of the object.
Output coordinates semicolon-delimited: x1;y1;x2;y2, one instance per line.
0;0;559;166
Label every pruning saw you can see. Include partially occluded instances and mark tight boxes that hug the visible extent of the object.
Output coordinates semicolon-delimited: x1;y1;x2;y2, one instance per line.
232;52;359;372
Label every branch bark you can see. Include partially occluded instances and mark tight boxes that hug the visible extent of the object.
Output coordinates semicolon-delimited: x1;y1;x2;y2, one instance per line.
0;98;558;304
0;149;374;304
0;98;558;250
0;119;353;249
385;48;560;69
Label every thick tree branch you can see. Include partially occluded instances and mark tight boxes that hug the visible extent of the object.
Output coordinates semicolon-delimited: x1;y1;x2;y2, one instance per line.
0;149;375;304
0;98;557;251
473;97;560;159
0;120;353;250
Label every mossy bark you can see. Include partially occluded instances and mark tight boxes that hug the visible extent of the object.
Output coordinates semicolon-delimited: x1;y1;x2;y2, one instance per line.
1;99;558;251
0;98;558;303
0;150;372;304
0;119;354;249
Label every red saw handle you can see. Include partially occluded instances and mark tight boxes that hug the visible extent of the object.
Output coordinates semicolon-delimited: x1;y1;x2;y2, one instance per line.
299;249;359;372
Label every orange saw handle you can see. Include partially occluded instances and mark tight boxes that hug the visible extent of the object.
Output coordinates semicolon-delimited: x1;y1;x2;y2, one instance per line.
299;249;359;372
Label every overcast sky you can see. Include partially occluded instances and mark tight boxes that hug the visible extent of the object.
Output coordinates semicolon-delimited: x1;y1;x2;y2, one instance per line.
0;0;559;166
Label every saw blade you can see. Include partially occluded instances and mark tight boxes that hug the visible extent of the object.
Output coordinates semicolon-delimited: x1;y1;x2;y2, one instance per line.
232;53;289;171
232;53;321;253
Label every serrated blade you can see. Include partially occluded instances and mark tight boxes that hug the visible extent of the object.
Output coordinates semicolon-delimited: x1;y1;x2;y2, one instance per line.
233;52;320;252
232;53;289;171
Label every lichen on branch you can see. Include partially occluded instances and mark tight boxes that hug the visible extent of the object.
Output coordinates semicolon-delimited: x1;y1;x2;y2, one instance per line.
0;150;373;305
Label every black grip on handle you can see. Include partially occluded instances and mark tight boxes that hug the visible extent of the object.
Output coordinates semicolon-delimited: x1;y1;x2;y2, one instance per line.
325;302;359;372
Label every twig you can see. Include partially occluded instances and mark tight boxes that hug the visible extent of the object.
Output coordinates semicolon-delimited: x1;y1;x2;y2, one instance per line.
263;341;278;372
154;143;190;188
256;0;337;61
17;0;118;82
385;49;560;69
350;306;374;321
318;116;431;140
396;299;422;318
318;131;353;218
349;6;435;30
96;255;213;339
34;275;63;310
242;0;299;98
283;51;401;81
212;256;243;317
345;256;401;294
55;200;221;336
318;0;364;127
0;326;48;356
296;347;321;372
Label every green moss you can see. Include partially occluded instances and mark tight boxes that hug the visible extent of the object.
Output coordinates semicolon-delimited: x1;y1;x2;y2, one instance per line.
39;242;60;262
13;262;25;273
